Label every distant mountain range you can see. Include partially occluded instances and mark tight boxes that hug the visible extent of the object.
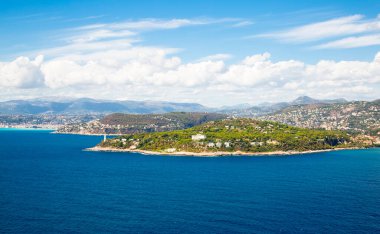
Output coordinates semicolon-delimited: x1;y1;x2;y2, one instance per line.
0;96;349;115
219;96;348;117
2;96;378;142
0;98;208;114
289;96;347;105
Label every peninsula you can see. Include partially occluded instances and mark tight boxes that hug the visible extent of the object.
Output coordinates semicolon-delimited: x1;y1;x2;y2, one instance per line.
90;118;375;156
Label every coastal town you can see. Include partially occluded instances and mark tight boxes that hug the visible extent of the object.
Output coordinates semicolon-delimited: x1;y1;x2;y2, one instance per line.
1;100;379;147
259;101;380;137
0;114;101;130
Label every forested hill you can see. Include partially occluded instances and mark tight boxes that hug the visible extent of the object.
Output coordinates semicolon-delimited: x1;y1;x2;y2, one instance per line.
99;118;374;154
56;112;227;135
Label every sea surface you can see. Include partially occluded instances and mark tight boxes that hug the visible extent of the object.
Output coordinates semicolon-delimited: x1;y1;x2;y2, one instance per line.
0;129;379;233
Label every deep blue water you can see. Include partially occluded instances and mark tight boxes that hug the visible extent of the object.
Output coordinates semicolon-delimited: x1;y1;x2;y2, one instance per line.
0;130;379;233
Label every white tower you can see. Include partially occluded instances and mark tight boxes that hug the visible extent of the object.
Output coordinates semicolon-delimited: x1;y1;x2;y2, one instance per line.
103;134;107;142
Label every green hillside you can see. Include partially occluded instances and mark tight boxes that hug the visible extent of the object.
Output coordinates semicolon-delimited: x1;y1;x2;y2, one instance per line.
99;118;368;154
57;112;227;135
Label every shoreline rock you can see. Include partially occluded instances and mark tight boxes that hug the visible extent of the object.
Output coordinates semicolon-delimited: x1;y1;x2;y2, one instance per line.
84;146;363;157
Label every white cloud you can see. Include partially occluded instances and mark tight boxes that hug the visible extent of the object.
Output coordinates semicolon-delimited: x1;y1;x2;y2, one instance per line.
40;39;137;57
65;19;209;46
259;14;380;42
41;47;182;88
241;52;271;65
1;17;379;105
68;29;136;43
256;14;380;49
150;61;225;87
1;50;379;106
40;17;248;57
76;18;210;31
109;18;209;30
231;20;254;27
0;55;44;88
316;34;380;49
198;53;232;61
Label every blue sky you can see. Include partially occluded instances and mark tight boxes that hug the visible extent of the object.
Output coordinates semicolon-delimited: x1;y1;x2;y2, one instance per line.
0;0;379;106
1;0;379;62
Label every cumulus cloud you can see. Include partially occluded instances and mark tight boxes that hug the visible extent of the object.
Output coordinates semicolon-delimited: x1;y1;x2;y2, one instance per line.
198;54;232;62
1;49;379;106
41;47;182;88
0;55;44;88
1;16;379;105
150;60;225;87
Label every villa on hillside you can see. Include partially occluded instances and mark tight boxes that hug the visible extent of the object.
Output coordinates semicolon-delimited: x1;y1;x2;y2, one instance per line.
192;134;206;141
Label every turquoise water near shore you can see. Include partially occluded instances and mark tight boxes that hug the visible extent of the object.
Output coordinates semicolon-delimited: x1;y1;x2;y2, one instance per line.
0;128;54;131
0;130;379;233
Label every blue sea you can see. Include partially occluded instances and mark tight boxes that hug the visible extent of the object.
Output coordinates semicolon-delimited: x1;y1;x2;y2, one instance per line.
0;129;379;233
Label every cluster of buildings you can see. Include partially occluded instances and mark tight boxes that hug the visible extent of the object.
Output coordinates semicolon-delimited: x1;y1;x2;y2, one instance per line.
190;132;279;150
191;133;231;148
56;116;189;135
259;102;380;136
0;114;100;130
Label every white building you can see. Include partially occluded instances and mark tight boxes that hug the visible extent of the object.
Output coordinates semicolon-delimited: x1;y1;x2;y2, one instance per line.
266;140;280;145
207;142;215;147
165;148;177;153
192;134;206;141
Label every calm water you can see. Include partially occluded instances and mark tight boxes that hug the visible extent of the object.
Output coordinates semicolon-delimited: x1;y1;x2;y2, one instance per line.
0;130;379;233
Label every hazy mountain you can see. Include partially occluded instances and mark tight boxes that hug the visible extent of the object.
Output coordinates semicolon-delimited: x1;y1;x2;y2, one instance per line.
0;96;350;116
218;103;253;110
0;98;209;114
290;96;347;105
219;96;349;117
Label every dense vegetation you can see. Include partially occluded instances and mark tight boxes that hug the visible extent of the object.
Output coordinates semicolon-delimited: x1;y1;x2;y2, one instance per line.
100;118;365;153
57;112;227;135
100;112;226;127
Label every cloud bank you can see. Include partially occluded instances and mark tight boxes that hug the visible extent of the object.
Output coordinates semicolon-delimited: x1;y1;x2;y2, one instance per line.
1;49;379;106
1;17;379;106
